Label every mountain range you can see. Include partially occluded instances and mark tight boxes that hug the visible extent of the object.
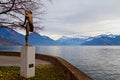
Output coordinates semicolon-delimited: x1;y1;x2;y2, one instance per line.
57;34;120;45
82;34;120;45
1;26;120;45
0;26;55;45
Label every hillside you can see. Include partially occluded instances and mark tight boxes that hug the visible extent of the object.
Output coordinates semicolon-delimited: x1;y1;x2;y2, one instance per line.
0;26;55;45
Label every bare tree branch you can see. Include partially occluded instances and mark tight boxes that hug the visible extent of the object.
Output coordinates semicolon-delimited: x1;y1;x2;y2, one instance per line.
0;0;47;30
0;0;15;14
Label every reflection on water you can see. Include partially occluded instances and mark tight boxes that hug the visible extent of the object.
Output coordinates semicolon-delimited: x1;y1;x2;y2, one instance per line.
0;46;120;80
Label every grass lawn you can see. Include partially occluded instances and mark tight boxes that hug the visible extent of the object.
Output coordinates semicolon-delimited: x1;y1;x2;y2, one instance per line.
0;65;65;80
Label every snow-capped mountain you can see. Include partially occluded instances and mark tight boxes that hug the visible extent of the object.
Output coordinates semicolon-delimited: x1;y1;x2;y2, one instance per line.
56;34;120;45
82;34;120;45
56;36;87;45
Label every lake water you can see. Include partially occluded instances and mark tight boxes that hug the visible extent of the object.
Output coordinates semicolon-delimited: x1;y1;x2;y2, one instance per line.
0;46;120;80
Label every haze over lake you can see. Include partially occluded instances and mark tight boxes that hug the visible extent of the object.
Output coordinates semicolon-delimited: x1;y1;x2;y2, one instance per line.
0;46;120;80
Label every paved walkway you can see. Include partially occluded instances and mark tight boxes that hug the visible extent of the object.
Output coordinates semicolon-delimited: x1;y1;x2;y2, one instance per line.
0;56;52;66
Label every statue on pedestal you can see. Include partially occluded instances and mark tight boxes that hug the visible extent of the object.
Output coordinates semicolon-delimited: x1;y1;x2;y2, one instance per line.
20;10;35;78
22;10;34;46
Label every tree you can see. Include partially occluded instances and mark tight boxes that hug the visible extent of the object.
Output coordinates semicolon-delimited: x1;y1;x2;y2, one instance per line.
0;0;44;29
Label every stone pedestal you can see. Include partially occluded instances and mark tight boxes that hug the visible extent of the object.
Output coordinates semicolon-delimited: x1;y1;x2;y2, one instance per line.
20;46;35;78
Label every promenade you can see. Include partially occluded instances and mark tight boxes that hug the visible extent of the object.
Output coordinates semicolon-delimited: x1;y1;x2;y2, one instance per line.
0;56;52;66
0;52;93;80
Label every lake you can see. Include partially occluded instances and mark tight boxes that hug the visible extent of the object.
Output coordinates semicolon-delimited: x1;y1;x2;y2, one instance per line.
0;46;120;80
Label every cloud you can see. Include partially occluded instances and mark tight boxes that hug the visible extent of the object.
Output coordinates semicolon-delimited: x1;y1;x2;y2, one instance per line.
41;0;120;39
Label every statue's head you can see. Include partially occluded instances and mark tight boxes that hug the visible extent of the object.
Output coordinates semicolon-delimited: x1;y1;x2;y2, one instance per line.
25;10;32;15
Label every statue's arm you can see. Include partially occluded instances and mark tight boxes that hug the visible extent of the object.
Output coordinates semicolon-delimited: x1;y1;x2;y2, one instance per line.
19;15;27;28
22;16;27;27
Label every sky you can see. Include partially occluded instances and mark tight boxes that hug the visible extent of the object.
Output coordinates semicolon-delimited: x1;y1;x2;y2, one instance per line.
36;0;120;40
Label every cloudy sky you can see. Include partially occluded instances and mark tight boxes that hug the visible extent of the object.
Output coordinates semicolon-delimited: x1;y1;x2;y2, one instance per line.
39;0;120;40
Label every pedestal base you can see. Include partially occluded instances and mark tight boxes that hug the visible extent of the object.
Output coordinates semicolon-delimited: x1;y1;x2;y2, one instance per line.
20;46;35;78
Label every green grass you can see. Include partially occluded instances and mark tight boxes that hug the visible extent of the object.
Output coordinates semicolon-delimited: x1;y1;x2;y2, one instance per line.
0;66;65;80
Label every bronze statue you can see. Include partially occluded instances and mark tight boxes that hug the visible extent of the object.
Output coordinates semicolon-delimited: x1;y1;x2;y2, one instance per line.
22;10;34;46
